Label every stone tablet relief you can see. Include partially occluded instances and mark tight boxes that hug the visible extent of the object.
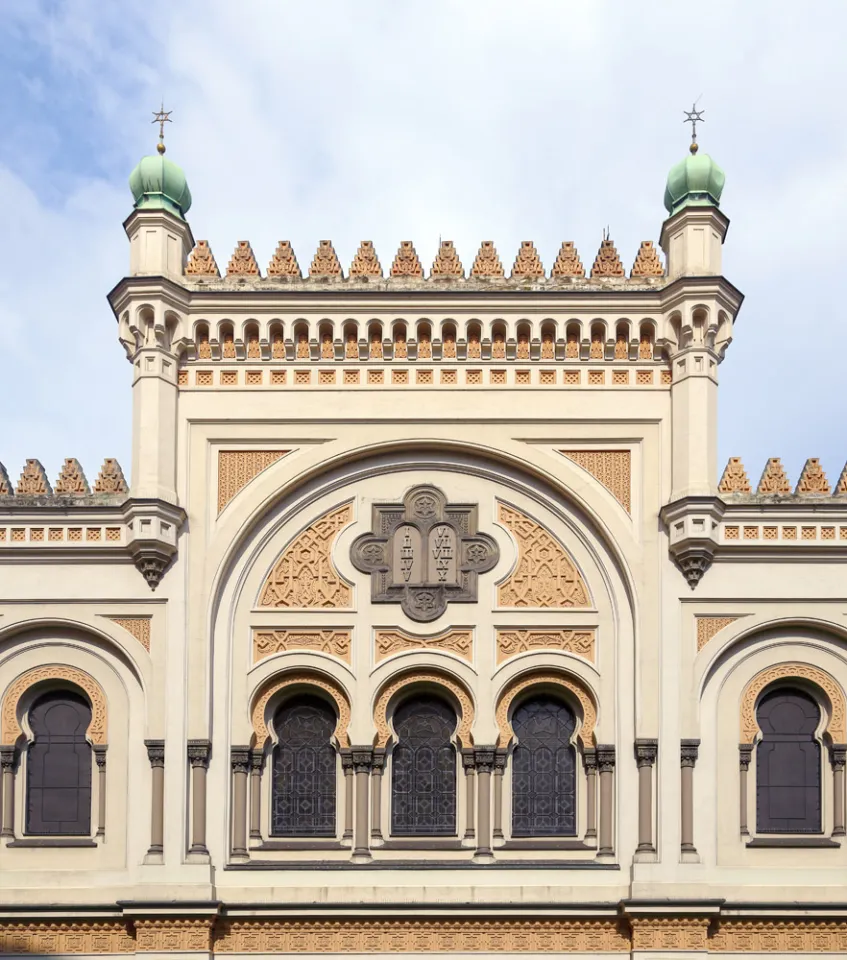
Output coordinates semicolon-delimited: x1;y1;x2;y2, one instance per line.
351;484;499;622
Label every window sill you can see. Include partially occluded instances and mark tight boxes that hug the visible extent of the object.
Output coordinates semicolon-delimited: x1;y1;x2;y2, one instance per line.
746;837;840;848
254;840;346;851
378;839;464;851
7;838;97;848
497;839;595;851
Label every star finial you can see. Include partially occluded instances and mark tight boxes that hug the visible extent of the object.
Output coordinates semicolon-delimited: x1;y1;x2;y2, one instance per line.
683;100;705;154
152;104;172;155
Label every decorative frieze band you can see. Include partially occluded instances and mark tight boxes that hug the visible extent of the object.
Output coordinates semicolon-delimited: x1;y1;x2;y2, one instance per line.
253;628;352;664
496;628;595;663
374;628;473;663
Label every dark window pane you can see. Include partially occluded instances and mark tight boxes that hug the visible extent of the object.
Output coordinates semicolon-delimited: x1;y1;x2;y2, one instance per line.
271;696;337;836
756;689;821;833
511;696;576;836
391;696;457;835
26;691;92;836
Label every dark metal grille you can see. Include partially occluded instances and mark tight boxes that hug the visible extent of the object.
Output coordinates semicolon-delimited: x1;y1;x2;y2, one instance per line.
511;696;576;836
756;688;821;834
26;691;92;836
391;696;457;835
271;696;337;836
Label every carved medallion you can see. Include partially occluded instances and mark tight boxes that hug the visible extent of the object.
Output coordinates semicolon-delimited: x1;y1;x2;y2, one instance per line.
350;485;499;622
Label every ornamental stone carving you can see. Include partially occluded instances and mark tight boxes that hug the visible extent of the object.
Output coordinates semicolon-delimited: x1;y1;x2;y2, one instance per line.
226;240;260;277
629;240;665;277
495;670;597;747
309;240;343;278
16;459;52;496
836;463;847;495
374;628;473;663
795;457;830;494
55;458;90;495
718;457;752;494
496;628;595;664
185;239;220;277
134;919;215;953
0;921;134;955
252;628;352;664
470;241;504;278
629;917;708;951
217;449;288;513
260;503;353;609
710;920;847;953
0;462;10;496
267;240;302;278
511;241;545;279
94;458;128;494
373;670;475;749
251;670;351;748
431;241;464;278
551;241;584;278
559;450;631;513
390;241;424;278
2;665;107;745
108;616;151;651
351;485;499;622
757;457;792;494
349;240;383;277
740;662;846;744
590;238;625;278
695;615;740;651
497;502;590;608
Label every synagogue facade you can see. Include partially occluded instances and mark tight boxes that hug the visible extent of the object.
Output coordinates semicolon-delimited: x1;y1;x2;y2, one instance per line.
0;133;846;959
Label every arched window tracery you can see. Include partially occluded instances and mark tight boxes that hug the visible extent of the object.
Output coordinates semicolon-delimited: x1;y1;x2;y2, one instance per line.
391;695;457;836
270;695;337;837
511;695;577;837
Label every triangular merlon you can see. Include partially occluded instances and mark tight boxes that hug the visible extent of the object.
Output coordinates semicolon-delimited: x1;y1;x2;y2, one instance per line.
16;459;52;496
390;241;424;278
795;458;830;495
309;241;343;278
267;240;302;278
0;462;10;496
756;458;792;495
55;458;91;495
551;241;584;278
511;241;545;279
94;459;128;495
718;457;751;494
630;240;664;277
590;238;625;278
226;240;261;277
185;240;220;277
470;241;504;278
431;241;464;278
349;241;383;277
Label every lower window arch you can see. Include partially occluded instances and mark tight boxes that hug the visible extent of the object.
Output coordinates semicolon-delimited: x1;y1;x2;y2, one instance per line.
271;695;337;837
26;690;92;836
511;694;577;836
391;695;457;836
756;687;821;834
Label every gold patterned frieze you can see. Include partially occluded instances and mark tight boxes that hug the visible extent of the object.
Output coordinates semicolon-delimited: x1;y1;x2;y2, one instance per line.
496;628;595;664
217;450;288;514
629;917;709;951
253;628;352;664
710;919;847;953
2;665;108;745
0;922;134;955
374;628;473;663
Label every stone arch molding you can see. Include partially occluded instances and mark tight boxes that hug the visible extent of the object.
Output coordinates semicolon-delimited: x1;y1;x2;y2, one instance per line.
2;665;108;746
251;670;351;748
373;670;475;749
495;670;597;748
740;662;847;745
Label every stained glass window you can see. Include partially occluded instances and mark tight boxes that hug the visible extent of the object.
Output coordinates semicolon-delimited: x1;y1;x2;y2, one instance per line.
756;688;821;834
511;696;576;836
391;696;457;835
26;691;92;836
271;695;337;836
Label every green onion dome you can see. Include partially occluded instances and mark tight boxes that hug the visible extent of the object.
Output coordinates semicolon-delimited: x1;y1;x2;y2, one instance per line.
663;144;725;215
129;149;192;219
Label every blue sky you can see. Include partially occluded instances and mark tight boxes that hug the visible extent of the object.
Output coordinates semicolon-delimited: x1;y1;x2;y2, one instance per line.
1;0;845;492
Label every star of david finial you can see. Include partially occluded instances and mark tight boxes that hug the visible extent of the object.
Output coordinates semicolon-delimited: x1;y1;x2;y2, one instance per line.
152;103;172;155
683;100;705;154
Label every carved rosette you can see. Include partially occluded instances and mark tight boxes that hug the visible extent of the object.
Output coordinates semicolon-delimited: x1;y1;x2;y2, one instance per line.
351;485;499;622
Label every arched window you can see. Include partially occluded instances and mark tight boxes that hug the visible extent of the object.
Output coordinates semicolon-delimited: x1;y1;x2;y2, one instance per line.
26;690;92;836
271;695;337;837
511;695;576;837
756;688;821;834
391;695;457;836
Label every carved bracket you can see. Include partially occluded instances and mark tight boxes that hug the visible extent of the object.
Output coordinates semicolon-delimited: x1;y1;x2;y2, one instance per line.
660;496;725;589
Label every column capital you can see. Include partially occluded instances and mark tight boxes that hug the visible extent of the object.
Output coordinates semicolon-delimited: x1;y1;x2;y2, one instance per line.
187;739;212;769
371;748;386;774
231;745;251;774
351;746;374;773
738;743;753;771
145;739;165;768
249;748;265;772
831;743;847;771
93;744;108;769
597;744;616;772
473;746;497;773
635;738;658;768
341;747;354;773
462;748;476;772
0;745;18;771
681;738;701;768
494;749;508;774
583;746;598;771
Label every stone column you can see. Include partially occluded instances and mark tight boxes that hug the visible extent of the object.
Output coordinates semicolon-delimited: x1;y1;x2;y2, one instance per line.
187;739;212;855
635;739;658;855
144;740;165;855
831;744;846;837
739;744;752;836
231;746;250;858
93;746;107;838
0;747;17;838
341;749;354;845
597;744;616;857
680;739;700;856
352;747;372;861
474;746;495;860
493;750;507;842
249;749;264;841
370;749;385;845
462;749;476;844
583;748;597;840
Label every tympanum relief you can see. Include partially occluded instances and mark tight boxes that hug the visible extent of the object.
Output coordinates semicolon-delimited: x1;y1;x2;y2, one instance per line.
351;485;499;622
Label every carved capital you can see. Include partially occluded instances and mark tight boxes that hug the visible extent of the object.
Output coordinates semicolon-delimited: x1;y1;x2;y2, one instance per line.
0;745;17;771
340;748;354;773
680;738;700;768
351;747;374;773
144;739;165;768
371;749;386;774
739;743;753;771
474;746;497;773
461;748;476;772
582;746;597;772
596;744;616;773
634;738;658;768
831;743;847;772
249;748;265;773
93;745;108;769
187;739;212;769
231;745;251;774
494;749;508;774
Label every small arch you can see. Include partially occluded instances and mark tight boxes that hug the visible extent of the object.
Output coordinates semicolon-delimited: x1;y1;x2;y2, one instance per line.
417;320;432;358
491;320;507;359
368;321;383;359
589;321;605;359
343;321;359;358
516;321;531;359
495;669;597;748
565;321;581;359
219;321;236;359
318;320;334;359
195;321;212;359
614;321;629;360
740;662;845;745
294;320;310;359
441;321;457;359
466;320;482;359
2;665;108;746
269;321;285;359
638;321;655;360
251;670;351;749
392;320;408;359
244;320;261;359
373;670;474;749
540;320;556;359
